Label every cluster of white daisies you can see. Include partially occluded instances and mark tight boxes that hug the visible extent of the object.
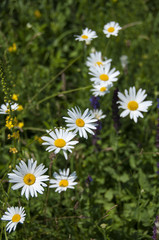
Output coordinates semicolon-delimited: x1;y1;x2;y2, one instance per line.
1;158;79;233
75;21;122;44
1;21;152;234
75;21;152;123
1;106;102;233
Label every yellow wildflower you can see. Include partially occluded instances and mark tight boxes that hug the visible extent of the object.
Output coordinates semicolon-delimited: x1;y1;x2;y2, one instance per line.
17;105;23;111
8;134;11;139
9;147;18;154
5;116;13;130
12;43;17;51
8;43;17;52
8;131;20;139
34;10;41;18
13;117;18;126
18;122;24;128
12;94;19;101
12;131;20;139
8;46;13;52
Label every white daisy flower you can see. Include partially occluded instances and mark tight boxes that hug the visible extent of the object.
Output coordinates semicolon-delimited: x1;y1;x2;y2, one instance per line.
118;86;152;123
89;64;120;85
86;51;112;68
90;109;106;120
0;103;19;114
41;128;78;160
120;55;128;69
50;168;77;193
91;82;113;97
75;28;97;44
8;159;49;200
1;206;26;233
103;21;122;38
63;107;97;139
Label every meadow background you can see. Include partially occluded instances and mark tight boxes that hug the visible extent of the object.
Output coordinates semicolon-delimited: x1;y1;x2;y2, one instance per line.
0;0;159;239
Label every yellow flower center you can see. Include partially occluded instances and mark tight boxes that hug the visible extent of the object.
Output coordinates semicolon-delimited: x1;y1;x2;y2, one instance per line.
95;114;100;120
76;118;85;127
100;87;106;92
108;27;115;33
12;214;21;223
23;173;36;185
99;74;109;81
127;101;138;111
95;61;103;66
59;179;69;187
54;139;66;148
81;35;88;39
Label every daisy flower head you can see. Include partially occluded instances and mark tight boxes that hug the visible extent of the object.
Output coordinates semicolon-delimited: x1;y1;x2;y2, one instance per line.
1;206;26;233
41;128;78;160
118;86;152;123
50;168;77;193
63;107;97;139
0;102;19;114
90;109;106;120
89;64;120;85
75;28;97;44
91;82;113;97
86;51;112;68
8;159;49;200
103;21;122;38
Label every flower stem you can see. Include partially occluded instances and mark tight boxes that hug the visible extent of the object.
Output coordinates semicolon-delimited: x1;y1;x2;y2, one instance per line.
28;56;81;105
43;157;55;216
37;85;92;105
4;228;8;240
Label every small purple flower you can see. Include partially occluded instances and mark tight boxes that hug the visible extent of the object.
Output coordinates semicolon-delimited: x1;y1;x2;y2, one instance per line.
152;215;159;240
157;162;159;175
157;99;159;109
90;96;100;109
85;175;93;186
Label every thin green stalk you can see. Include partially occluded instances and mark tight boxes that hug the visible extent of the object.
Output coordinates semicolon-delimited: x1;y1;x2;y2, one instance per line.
105;39;111;56
4;228;8;240
37;85;92;105
27;199;31;222
28;56;81;105
43;156;55;216
23;127;46;132
0;224;3;240
137;191;141;234
102;229;107;240
4;152;16;208
0;181;7;196
84;43;87;62
122;21;142;30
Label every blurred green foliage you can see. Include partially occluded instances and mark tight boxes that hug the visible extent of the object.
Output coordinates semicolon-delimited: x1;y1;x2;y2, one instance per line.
0;0;159;239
